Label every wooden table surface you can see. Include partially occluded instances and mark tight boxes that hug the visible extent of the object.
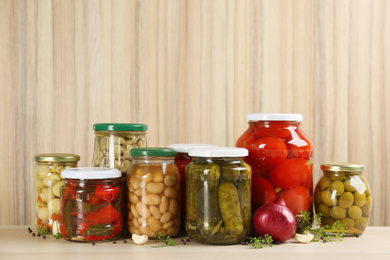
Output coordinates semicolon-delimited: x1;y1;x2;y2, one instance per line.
1;226;389;260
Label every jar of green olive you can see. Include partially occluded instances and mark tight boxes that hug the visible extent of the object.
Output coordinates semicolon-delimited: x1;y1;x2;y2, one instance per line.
186;147;251;244
34;153;80;233
314;163;371;236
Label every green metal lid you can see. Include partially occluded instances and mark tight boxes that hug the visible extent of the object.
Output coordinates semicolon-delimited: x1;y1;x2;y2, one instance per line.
35;153;80;162
93;123;148;131
131;147;177;157
321;162;364;172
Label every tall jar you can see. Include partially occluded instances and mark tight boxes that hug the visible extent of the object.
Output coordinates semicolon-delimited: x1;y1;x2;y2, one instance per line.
167;144;218;232
236;114;314;221
60;167;123;242
127;148;180;237
314;163;371;236
186;147;251;245
34;153;80;233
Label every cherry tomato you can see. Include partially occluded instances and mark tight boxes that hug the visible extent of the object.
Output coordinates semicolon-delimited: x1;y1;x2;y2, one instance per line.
252;177;276;209
236;127;257;148
253;123;291;139
276;186;310;215
269;158;312;189
247;137;287;165
249;162;274;178
286;131;313;160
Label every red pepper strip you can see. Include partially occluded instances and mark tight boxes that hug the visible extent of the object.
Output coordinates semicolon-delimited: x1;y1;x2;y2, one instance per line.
77;222;92;236
88;195;102;205
94;185;119;202
84;220;123;241
84;204;121;226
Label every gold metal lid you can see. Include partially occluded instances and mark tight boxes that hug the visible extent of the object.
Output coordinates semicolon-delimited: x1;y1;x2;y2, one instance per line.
35;153;80;163
321;162;364;172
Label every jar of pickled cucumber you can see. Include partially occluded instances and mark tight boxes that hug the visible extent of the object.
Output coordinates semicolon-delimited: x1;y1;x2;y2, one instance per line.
314;163;371;236
236;114;313;221
186;147;251;245
127;148;180;237
34;153;80;233
167;144;218;232
60;167;123;242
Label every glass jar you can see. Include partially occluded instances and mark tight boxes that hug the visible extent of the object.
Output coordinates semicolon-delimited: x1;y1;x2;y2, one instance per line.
34;153;80;233
314;163;371;236
127;148;180;237
186;147;251;245
60;167;123;242
167;144;218;232
236;114;314;222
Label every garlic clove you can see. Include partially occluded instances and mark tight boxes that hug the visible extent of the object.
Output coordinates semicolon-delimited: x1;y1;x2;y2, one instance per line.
132;234;149;245
294;233;314;243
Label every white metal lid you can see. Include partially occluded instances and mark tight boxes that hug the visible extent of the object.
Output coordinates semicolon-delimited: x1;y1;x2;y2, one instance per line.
61;167;122;179
247;113;303;122
188;147;248;157
167;144;219;153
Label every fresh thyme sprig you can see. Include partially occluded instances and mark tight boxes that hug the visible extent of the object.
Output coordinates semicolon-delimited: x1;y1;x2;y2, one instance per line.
249;234;273;249
298;211;346;242
151;232;176;248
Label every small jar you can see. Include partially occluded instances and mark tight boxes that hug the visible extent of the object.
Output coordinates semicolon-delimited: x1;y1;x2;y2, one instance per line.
186;147;251;245
236;114;314;220
167;144;218;232
314;163;371;236
127;148;180;237
34;153;80;233
60;167;123;242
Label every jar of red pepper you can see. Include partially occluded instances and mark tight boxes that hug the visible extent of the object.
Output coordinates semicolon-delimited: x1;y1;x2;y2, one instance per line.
167;144;218;232
236;113;314;223
60;167;123;242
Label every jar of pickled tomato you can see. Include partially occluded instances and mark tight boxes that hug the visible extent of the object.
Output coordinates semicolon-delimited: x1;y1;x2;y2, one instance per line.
60;167;123;242
315;163;371;236
236;113;314;222
167;144;218;232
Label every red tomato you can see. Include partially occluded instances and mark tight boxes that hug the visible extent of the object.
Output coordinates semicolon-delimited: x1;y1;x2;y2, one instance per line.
276;186;310;215
286;131;313;160
269;158;311;189
253;123;291;139
94;185;119;202
236;127;257;148
247;137;287;165
249;162;273;178
252;177;276;209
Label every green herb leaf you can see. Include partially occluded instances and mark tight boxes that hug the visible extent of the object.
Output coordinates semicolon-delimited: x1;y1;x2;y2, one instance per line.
84;224;115;236
151;232;176;248
249;235;273;249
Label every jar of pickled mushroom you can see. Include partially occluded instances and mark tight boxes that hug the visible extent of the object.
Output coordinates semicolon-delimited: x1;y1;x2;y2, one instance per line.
314;163;371;236
167;144;218;232
236;113;314;225
127;148;180;238
186;147;251;245
60;167;123;242
34;153;80;233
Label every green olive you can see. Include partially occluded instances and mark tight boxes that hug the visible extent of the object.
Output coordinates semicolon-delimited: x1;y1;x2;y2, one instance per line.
317;203;330;217
321;190;337;207
330;173;346;181
343;178;358;192
320;176;332;190
338;192;354;209
330;206;346;219
354;217;368;231
362;179;371;196
330;181;345;196
340;218;355;230
321;217;335;227
314;188;322;204
348;205;362;220
354;191;366;207
361;202;370;217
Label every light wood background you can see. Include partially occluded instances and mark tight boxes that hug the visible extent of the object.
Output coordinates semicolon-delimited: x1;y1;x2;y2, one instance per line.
1;0;389;227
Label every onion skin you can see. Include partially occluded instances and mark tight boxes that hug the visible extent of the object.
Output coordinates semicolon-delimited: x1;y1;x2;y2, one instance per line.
253;197;297;242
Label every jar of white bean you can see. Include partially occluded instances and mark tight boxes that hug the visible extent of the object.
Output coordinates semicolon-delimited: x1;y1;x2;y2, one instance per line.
127;148;180;238
34;153;80;233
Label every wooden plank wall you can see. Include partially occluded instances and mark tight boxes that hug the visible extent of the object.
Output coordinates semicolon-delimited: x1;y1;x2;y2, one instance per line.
0;0;389;226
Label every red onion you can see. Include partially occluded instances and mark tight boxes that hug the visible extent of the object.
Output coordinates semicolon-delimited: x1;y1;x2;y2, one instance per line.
253;197;296;242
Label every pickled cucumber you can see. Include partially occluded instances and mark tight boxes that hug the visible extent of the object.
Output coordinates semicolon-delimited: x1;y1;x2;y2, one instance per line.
218;182;243;235
220;163;240;182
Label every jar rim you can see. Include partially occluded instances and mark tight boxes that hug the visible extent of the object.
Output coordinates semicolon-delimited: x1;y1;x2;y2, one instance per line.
189;147;248;157
35;153;80;162
167;144;219;153
321;162;364;172
247;113;303;122
61;167;121;179
93;123;148;131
